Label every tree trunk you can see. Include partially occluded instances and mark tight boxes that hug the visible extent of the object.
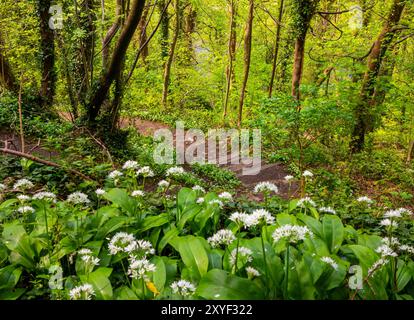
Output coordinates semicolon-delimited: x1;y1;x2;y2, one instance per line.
237;0;253;127
161;0;180;107
138;3;150;64
291;0;319;102
184;4;196;64
87;0;147;123
158;0;170;60
268;0;284;98
350;0;406;153
223;0;237;119
407;140;414;164
37;0;56;108
102;0;123;70
0;34;18;93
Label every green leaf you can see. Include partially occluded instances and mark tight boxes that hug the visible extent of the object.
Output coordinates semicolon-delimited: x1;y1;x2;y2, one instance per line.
140;214;170;232
321;215;344;253
158;226;180;253
103;188;137;216
175;236;209;281
197;269;264;299
80;267;113;300
0;265;22;290
297;214;322;238
114;286;139;300
0;288;25;300
396;260;412;292
151;256;166;291
2;222;26;250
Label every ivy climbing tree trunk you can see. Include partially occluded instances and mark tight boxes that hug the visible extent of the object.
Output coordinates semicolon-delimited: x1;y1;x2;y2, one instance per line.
291;0;319;102
268;0;284;98
184;3;196;65
87;0;146;123
223;0;237;119
37;0;56;108
350;0;406;153
237;0;253;127
161;0;180;107
158;0;170;60
138;3;150;64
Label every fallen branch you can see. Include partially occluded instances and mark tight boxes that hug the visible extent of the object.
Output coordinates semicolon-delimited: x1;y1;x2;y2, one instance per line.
0;148;93;181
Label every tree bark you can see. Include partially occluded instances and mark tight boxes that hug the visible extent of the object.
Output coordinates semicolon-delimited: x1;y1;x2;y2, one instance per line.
138;3;150;64
87;0;146;123
158;0;170;60
102;0;123;70
350;0;406;153
223;0;237;119
161;0;180;107
237;0;253;127
268;0;284;98
291;0;319;102
37;0;56;108
184;3;197;64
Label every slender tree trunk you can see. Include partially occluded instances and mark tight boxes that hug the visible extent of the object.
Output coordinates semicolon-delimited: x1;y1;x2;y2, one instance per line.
138;3;150;64
407;140;414;164
37;0;56;108
351;0;406;153
87;0;147;122
291;0;319;102
184;4;196;64
268;0;284;98
0;34;18;93
161;0;180;107
102;0;123;70
223;0;237;119
158;0;170;60
237;0;253;127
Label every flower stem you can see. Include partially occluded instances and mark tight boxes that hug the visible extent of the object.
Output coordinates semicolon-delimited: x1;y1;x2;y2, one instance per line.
284;244;290;299
260;225;270;297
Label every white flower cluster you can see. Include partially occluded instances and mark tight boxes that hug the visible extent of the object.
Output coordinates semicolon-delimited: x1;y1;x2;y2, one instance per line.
320;256;339;270
319;207;336;214
297;197;316;208
383;208;412;219
78;248;100;267
245;266;260;278
207;229;236;248
192;185;205;193
379;219;398;228
229;247;253;266
67;192;90;205
368;258;389;276
229;209;274;228
131;190;145;197
108;232;136;255
128;258;156;280
122;160;139;170
399;245;414;254
284;175;294;182
17;195;31;202
254;182;278;194
356;196;373;204
272;225;313;243
136;166;154;177
17;206;35;214
108;233;155;258
69;283;95;300
208;199;224;207
158;180;170;188
95;188;105;196
108;170;123;180
196;197;205;204
375;244;398;258
171;280;196;296
302;170;313;178
166;166;185;177
32;192;56;201
13;179;34;190
218;192;233;201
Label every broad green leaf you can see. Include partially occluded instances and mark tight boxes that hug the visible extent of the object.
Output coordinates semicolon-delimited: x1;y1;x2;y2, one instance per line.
103;188;137;216
197;269;264;299
2;222;26;250
0;265;22;290
175;236;209;280
80;267;113;300
321;215;344;253
140;214;170;232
